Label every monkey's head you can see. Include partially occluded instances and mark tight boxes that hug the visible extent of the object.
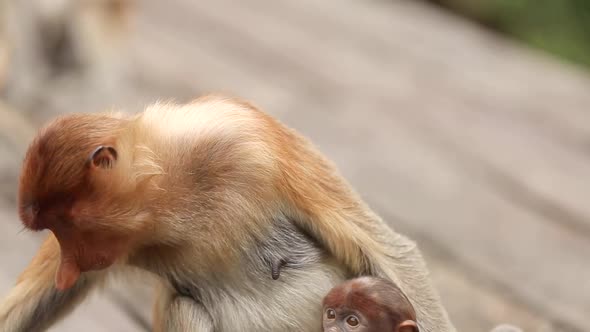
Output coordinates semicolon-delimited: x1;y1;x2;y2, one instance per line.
322;277;419;332
17;113;153;291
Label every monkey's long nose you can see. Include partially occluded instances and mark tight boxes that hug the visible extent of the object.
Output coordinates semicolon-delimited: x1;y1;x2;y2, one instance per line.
56;253;81;291
49;225;84;290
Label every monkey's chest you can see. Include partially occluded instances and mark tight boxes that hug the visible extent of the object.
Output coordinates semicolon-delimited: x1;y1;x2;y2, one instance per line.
166;219;349;331
198;258;347;332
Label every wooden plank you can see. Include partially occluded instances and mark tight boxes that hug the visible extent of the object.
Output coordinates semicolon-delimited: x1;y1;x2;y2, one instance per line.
395;98;590;233
424;251;559;332
0;102;35;205
0;140;19;205
248;0;590;148
130;2;305;115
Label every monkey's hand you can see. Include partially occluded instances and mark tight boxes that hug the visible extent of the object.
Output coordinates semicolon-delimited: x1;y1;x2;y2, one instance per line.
162;296;213;331
153;286;214;332
0;234;100;332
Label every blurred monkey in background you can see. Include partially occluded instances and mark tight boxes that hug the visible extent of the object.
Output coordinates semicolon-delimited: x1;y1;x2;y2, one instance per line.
0;0;135;104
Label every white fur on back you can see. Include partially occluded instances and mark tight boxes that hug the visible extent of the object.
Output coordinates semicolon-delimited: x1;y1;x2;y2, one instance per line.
139;98;263;145
133;97;277;176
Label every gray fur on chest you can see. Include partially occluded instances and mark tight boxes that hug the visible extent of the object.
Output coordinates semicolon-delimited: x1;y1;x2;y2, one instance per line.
169;218;349;331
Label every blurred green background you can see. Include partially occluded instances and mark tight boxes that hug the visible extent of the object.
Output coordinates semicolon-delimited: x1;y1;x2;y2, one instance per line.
427;0;590;69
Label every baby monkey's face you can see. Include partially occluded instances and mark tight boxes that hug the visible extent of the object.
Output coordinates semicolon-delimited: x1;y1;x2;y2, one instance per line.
322;306;376;331
322;305;419;331
321;277;419;332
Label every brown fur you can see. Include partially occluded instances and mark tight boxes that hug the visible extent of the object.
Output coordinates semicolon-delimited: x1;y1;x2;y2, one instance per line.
0;94;455;332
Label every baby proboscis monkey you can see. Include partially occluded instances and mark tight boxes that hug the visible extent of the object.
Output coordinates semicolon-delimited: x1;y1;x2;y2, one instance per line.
322;276;419;332
0;94;456;332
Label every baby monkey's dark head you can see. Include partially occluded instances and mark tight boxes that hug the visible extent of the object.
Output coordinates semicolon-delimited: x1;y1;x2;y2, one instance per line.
322;276;419;332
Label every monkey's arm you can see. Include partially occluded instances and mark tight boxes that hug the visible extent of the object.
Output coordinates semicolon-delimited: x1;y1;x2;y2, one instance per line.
278;145;456;332
295;206;454;332
375;230;454;332
152;286;213;332
0;234;101;332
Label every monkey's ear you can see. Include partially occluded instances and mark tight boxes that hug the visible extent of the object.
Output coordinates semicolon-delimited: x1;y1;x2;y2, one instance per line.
398;320;419;332
88;146;118;169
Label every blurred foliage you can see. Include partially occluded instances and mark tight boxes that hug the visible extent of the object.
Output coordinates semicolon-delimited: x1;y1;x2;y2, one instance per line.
427;0;590;69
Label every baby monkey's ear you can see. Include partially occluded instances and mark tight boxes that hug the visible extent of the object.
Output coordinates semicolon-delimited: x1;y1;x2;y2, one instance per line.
88;146;118;169
398;320;419;332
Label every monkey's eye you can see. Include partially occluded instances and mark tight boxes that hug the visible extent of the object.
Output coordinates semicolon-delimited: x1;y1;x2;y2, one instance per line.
30;201;40;215
346;315;359;327
23;201;40;218
325;308;336;320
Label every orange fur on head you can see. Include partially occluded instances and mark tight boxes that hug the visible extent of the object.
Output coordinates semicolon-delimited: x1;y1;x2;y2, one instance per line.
17;114;144;290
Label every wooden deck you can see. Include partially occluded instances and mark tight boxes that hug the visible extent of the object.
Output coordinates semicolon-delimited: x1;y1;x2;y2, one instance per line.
1;0;589;331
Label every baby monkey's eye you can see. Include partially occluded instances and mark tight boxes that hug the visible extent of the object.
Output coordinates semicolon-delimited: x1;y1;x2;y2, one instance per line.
346;315;359;327
326;308;336;320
